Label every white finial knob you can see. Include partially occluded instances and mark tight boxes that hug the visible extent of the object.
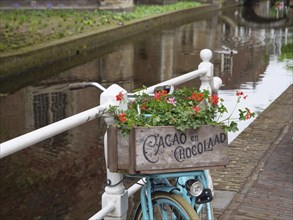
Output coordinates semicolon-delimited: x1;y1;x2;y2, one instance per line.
200;49;212;62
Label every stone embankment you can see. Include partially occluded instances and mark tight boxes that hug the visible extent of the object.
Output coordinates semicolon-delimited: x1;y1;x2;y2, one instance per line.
0;2;240;79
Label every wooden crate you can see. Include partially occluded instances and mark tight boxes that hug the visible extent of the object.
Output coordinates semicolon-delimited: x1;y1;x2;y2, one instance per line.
107;125;229;174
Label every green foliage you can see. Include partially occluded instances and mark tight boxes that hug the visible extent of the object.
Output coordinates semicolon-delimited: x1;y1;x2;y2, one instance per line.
0;1;202;52
108;87;255;136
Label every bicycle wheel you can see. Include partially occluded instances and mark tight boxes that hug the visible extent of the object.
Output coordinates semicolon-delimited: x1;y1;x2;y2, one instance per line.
133;191;199;220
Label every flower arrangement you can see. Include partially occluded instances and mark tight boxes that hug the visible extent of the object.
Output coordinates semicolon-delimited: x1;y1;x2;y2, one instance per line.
108;87;254;136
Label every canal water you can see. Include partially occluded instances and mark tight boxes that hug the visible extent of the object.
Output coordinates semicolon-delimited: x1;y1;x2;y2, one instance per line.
0;1;292;219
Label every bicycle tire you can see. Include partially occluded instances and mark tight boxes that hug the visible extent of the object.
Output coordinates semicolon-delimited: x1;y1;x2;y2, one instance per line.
133;191;199;220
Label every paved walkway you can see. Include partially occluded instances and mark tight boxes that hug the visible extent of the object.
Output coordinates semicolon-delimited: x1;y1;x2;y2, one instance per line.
212;85;293;219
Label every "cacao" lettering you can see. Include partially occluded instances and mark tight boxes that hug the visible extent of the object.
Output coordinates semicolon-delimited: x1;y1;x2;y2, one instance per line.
143;133;187;163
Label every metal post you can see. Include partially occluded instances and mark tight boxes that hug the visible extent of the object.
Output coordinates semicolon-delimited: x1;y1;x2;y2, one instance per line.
198;49;220;215
198;49;222;93
198;49;214;93
100;84;129;220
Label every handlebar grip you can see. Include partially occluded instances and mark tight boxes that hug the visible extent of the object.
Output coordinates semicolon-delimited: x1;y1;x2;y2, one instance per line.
68;82;87;90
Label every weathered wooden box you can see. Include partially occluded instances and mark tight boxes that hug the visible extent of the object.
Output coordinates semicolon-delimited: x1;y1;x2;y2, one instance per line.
107;125;229;174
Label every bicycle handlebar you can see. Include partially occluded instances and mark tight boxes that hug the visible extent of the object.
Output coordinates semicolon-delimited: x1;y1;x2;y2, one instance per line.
69;82;106;92
68;82;87;90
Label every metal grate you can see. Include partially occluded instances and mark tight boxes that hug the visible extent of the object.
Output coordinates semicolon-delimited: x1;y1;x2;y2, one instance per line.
33;93;49;129
33;92;66;128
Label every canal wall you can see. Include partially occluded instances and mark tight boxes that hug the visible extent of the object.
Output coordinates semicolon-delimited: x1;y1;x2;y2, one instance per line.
0;1;242;90
0;0;134;10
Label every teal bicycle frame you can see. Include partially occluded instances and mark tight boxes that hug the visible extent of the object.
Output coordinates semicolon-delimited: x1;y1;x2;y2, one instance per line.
129;170;213;220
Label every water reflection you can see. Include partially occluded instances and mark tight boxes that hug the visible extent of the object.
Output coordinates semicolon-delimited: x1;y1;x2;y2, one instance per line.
0;2;292;219
256;0;289;19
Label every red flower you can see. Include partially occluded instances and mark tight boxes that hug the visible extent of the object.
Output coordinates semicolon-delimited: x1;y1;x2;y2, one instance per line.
141;104;147;111
162;90;168;95
209;95;219;105
154;91;167;101
191;106;200;113
236;91;249;101
154;92;161;100
118;113;127;122
191;92;203;102
116;92;124;101
236;91;244;97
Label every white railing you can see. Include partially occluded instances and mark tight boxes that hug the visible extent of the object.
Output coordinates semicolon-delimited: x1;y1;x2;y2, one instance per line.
0;49;221;220
0;105;108;159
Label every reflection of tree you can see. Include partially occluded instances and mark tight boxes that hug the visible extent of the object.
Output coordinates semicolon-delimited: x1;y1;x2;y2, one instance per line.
244;0;290;7
242;2;288;23
280;43;293;59
271;0;290;8
279;43;293;69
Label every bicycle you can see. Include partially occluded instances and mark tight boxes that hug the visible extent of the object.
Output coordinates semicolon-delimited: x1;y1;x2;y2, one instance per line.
69;82;215;220
129;170;214;220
